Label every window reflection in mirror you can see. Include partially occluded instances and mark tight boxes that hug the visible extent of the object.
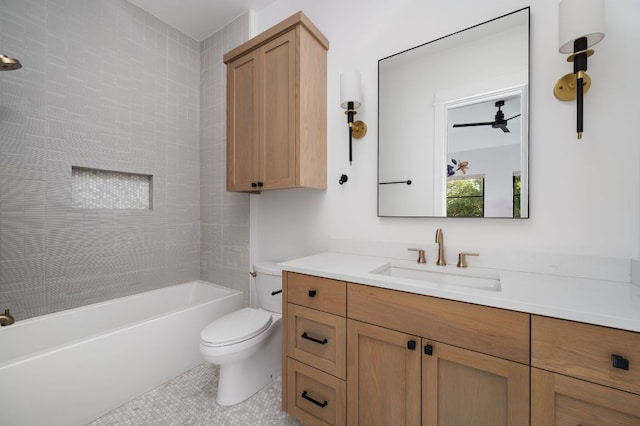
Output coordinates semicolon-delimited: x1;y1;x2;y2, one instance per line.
378;8;529;218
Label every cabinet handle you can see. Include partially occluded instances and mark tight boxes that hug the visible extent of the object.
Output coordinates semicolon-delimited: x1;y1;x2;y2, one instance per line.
308;290;317;298
271;289;282;296
407;340;417;350
424;344;433;356
257;181;264;187
611;354;630;370
251;182;258;188
301;332;328;345
301;390;328;408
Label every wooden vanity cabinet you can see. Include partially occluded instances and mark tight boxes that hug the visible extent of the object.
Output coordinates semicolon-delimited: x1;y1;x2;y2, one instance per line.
283;272;347;426
283;271;640;425
283;274;530;425
224;12;328;192
347;283;530;426
531;315;640;425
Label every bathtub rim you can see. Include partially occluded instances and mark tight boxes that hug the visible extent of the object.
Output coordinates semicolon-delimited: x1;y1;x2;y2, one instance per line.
0;280;243;369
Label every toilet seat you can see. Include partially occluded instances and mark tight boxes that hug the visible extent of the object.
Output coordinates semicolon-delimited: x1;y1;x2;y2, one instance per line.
200;308;272;347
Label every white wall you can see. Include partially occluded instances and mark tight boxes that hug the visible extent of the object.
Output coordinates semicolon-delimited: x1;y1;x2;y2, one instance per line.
251;0;640;263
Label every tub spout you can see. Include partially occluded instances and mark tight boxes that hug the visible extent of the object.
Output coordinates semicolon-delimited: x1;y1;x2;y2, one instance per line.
0;309;15;326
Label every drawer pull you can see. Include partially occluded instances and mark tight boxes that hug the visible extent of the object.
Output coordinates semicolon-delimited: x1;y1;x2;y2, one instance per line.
301;332;328;345
308;290;317;298
611;354;630;370
301;390;328;408
271;289;283;296
424;344;433;356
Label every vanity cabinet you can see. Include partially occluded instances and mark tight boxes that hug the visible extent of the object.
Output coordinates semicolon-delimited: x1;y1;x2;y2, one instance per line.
283;272;347;426
283;274;530;425
347;325;529;426
531;315;640;424
283;268;640;425
224;12;328;193
348;283;530;426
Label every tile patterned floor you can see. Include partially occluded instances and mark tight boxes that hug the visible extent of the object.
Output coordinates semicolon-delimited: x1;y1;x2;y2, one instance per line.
88;363;303;426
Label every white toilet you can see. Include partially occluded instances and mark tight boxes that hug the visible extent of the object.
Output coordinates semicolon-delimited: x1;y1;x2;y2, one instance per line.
199;261;283;406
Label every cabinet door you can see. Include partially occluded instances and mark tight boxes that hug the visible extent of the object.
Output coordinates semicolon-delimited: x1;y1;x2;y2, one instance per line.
422;340;529;426
227;50;260;191
259;30;296;189
347;319;421;426
532;368;640;425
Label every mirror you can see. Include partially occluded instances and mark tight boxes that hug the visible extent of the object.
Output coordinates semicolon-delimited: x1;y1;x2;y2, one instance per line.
378;8;529;218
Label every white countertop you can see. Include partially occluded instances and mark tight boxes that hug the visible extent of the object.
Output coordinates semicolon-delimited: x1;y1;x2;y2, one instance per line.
279;252;640;333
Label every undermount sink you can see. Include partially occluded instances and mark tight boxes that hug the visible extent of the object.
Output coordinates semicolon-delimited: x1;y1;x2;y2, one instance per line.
371;262;501;292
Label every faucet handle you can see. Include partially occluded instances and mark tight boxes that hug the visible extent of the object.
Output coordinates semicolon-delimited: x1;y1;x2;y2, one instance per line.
408;248;426;264
457;252;479;268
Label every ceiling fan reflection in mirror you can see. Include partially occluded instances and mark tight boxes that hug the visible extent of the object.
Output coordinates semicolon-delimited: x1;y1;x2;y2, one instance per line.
452;100;521;133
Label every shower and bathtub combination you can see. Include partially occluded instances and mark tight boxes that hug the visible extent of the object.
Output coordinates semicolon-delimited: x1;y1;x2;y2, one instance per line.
0;280;243;426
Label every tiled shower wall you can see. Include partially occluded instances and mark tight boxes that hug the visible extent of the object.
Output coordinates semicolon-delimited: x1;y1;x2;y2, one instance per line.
200;15;251;306
0;0;201;319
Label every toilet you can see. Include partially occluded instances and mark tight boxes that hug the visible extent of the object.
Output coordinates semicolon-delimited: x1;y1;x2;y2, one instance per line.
199;261;283;406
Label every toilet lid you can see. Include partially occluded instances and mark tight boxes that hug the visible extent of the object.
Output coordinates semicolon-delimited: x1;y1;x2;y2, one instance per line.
200;307;272;347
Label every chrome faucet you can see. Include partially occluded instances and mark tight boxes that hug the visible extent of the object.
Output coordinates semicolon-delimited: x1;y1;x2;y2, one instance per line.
435;228;446;266
0;309;15;326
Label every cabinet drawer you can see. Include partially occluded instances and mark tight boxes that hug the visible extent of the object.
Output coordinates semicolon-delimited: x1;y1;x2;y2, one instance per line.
287;359;346;426
532;315;640;395
288;304;346;379
348;283;530;364
286;272;346;316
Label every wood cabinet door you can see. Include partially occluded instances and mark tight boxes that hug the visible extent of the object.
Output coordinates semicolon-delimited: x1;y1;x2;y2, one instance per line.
422;340;529;426
532;368;640;425
259;30;296;189
226;50;260;191
347;319;421;426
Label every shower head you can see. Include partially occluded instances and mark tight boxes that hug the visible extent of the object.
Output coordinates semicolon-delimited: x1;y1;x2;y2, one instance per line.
0;54;22;71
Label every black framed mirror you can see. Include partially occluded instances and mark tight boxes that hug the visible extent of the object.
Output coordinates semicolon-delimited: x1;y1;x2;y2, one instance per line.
378;8;530;218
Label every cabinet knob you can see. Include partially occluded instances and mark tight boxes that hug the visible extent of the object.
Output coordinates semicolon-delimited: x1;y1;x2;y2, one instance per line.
257;181;264;187
308;290;317;298
611;354;630;370
251;182;258;188
424;344;433;356
407;340;417;350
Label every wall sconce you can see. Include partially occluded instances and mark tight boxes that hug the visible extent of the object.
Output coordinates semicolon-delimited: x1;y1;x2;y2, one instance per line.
340;72;367;165
554;0;605;139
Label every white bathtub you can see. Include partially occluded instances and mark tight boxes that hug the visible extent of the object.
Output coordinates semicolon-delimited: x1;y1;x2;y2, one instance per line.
0;280;243;426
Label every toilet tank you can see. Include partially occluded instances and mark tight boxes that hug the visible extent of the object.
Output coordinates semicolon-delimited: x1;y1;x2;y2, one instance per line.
253;261;283;314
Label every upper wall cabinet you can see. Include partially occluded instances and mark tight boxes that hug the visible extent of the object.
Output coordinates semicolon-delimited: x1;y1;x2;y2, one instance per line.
224;12;329;193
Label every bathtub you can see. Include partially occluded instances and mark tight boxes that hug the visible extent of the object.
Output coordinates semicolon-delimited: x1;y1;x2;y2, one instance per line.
0;280;243;426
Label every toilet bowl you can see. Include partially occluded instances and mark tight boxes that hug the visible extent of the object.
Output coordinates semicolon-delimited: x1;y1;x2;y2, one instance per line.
200;261;283;406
